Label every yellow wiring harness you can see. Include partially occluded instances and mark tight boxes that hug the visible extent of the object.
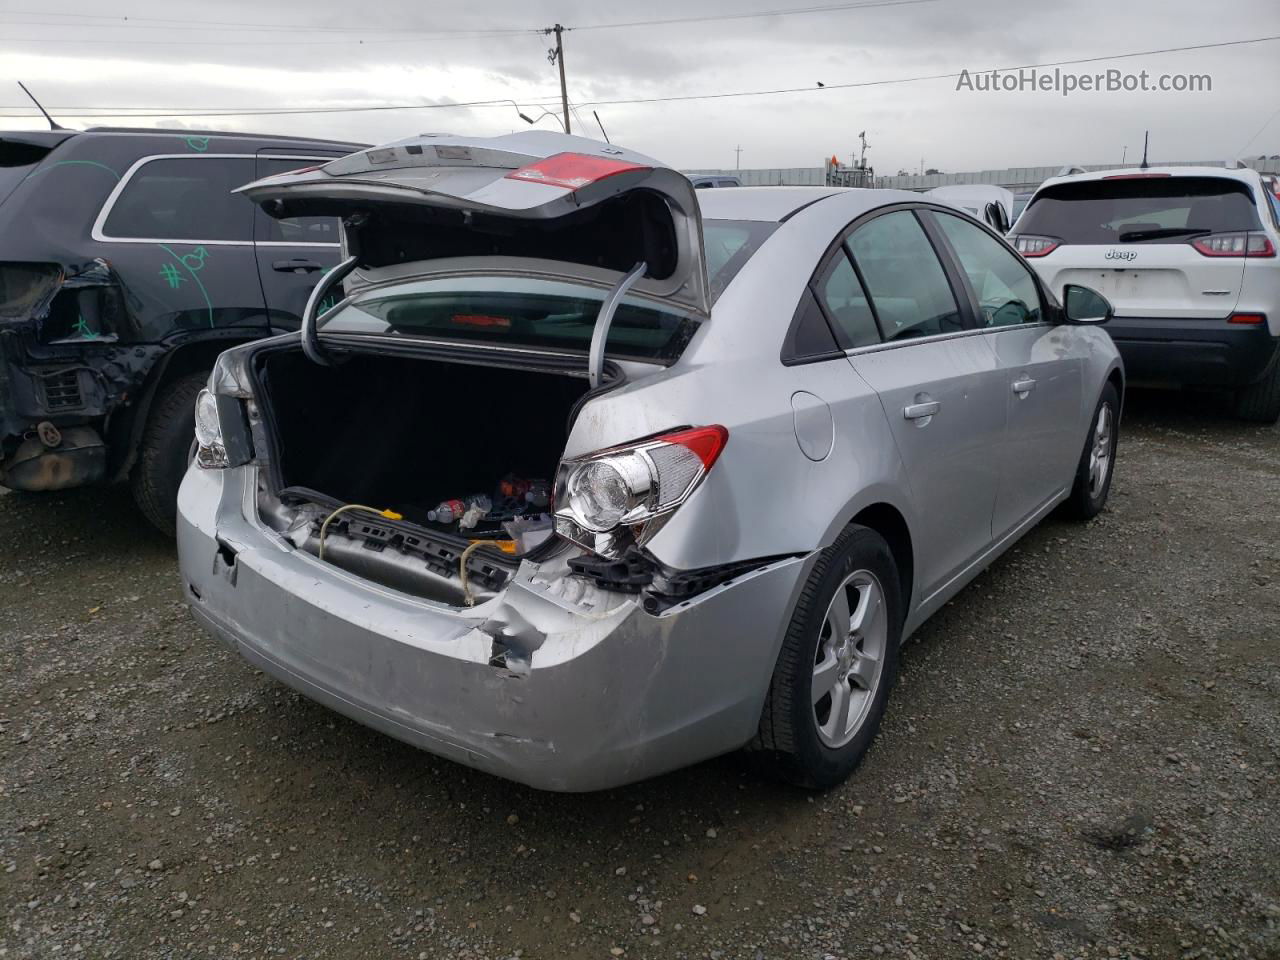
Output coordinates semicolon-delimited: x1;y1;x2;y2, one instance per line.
316;503;515;607
317;504;404;561
459;539;517;607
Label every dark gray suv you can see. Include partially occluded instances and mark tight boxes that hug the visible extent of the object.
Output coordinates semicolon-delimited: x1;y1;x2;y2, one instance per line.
0;127;365;531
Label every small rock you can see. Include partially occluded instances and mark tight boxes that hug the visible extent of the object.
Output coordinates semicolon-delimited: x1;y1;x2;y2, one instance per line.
705;828;718;839
692;904;707;916
147;859;163;871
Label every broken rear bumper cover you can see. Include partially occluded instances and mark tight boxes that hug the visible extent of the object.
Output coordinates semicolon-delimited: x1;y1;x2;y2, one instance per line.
177;466;811;792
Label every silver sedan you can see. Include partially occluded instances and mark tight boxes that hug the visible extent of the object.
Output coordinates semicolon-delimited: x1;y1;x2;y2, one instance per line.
178;132;1123;791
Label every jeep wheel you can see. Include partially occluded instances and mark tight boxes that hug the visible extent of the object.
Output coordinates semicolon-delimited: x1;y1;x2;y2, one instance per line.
131;370;207;535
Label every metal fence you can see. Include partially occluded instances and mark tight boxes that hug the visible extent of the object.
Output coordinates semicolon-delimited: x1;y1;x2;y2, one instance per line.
683;158;1280;193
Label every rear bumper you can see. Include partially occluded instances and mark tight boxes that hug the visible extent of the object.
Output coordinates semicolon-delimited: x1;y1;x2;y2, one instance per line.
1105;316;1279;388
177;465;810;792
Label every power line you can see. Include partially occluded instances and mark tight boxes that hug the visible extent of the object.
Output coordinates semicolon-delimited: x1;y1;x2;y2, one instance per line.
0;0;936;44
0;34;1274;119
567;0;936;32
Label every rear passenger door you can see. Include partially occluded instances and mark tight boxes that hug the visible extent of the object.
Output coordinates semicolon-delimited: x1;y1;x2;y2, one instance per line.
253;152;349;331
927;209;1083;537
92;155;267;342
836;208;1007;603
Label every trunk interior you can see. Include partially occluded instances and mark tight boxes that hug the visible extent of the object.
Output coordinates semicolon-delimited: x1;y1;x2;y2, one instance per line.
253;346;590;602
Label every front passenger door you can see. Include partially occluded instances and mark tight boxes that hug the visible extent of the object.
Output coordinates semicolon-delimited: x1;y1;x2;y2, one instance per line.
928;209;1084;537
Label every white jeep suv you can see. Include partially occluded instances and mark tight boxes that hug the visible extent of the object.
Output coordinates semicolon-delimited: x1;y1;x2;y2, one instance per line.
1010;166;1280;422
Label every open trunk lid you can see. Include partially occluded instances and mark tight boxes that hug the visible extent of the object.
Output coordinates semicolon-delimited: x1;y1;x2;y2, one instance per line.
237;130;711;319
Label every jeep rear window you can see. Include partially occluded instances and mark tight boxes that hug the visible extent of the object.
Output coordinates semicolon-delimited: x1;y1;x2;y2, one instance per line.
102;157;256;241
1015;176;1262;244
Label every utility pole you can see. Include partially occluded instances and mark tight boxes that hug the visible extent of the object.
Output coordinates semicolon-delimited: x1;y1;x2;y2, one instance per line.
548;24;571;134
734;145;742;170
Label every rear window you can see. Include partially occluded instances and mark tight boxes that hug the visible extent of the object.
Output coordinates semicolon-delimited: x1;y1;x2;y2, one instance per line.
102;157;256;241
1015;176;1262;244
0;139;57;208
321;276;697;363
704;219;776;299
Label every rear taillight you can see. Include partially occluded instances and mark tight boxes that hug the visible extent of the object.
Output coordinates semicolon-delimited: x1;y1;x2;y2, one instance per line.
1190;232;1276;258
1012;235;1060;258
554;425;728;558
1228;313;1266;325
505;152;651;191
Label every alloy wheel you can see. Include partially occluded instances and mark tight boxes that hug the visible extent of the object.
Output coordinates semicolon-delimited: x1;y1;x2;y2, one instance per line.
1088;403;1113;498
812;569;888;748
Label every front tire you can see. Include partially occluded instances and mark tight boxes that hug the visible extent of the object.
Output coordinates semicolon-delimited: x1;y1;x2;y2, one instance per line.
1063;382;1119;521
130;370;207;536
751;525;902;789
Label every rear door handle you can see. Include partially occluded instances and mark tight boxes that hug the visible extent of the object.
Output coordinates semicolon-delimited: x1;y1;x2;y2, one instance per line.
1012;377;1037;396
904;400;941;421
272;259;323;273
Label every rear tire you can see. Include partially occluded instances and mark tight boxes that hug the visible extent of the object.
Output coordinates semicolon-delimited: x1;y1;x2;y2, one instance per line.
751;524;902;789
1063;382;1119;521
1233;354;1280;424
130;370;207;536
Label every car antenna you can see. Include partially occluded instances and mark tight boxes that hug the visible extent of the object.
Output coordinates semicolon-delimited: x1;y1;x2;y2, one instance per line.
592;110;610;144
17;82;65;131
1139;130;1149;170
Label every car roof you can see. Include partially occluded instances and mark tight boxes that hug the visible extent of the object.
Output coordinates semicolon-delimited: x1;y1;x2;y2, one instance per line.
696;185;928;223
1034;165;1263;194
74;127;368;149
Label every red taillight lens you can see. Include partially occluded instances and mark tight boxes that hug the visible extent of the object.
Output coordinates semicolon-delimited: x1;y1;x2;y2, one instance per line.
505;152;651;191
554;425;729;555
1191;232;1276;258
1228;313;1266;325
1012;235;1060;258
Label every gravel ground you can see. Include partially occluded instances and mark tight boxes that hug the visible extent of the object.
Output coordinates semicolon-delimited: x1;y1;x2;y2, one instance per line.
1;390;1277;960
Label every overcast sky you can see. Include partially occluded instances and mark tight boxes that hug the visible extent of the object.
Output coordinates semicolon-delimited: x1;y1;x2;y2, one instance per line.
2;0;1278;174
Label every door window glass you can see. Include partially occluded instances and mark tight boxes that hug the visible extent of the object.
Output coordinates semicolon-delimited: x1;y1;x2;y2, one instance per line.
102;157;255;241
933;211;1043;327
258;159;342;244
847;211;962;340
815;251;880;347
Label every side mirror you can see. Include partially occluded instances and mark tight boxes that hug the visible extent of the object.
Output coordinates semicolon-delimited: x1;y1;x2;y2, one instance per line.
1062;284;1113;325
984;201;1010;234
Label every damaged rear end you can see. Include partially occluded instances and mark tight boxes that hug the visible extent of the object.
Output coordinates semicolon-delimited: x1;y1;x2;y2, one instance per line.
178;132;806;790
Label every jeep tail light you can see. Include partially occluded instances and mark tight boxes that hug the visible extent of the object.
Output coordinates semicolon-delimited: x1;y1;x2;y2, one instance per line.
554;425;728;558
1012;235;1060;258
1191;232;1276;258
505;152;651;191
1228;313;1266;325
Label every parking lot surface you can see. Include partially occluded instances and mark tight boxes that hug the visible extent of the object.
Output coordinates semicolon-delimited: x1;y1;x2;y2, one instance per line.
1;391;1277;960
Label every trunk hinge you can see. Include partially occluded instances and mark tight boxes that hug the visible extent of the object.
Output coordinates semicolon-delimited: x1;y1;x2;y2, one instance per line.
588;261;647;390
301;256;358;366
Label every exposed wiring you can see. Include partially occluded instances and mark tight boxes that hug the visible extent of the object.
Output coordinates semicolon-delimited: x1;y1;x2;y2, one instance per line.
459;539;517;607
317;504;403;561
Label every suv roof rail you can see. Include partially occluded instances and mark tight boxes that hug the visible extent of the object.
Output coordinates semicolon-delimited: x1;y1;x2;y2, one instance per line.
83;126;368;147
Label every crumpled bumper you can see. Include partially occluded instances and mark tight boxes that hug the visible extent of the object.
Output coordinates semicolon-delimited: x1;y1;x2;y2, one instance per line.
176;465;811;792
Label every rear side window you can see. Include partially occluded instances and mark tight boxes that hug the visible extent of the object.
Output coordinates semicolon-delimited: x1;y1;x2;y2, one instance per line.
932;212;1042;327
101;157;255;241
1016;176;1262;244
258;159;341;244
847;210;963;341
815;251;879;347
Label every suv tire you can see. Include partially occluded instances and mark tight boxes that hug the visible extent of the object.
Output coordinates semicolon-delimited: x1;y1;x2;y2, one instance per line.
1233;353;1280;424
131;370;207;535
1063;381;1120;521
751;524;902;789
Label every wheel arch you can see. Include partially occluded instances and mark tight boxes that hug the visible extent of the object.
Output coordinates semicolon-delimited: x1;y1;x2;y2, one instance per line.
106;332;264;481
847;501;914;624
